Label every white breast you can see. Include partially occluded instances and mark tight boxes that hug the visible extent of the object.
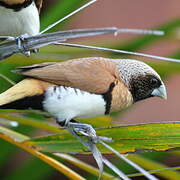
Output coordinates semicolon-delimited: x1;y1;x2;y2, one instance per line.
0;2;39;36
43;86;106;124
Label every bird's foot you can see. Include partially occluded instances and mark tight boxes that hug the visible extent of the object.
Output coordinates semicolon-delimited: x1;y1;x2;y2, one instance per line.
15;34;39;56
15;34;31;57
0;34;38;56
58;121;114;179
67;122;112;143
57;120;154;179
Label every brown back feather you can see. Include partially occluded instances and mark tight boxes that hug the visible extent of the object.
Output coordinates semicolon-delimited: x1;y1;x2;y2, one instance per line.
14;57;120;94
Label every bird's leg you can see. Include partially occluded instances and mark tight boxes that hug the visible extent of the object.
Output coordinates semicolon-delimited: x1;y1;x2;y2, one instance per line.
0;34;31;56
56;119;112;143
57;119;131;179
15;34;31;57
61;119;104;178
66;120;112;143
68;122;97;141
62;121;129;179
15;34;39;56
57;119;97;142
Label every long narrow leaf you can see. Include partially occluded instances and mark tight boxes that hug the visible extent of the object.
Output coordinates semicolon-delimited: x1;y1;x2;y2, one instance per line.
128;166;180;178
25;123;180;153
0;126;85;180
0;127;84;180
127;154;180;180
54;153;117;180
0;112;63;133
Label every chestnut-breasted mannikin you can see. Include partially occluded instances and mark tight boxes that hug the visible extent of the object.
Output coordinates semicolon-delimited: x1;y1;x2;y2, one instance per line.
0;0;42;36
0;57;167;138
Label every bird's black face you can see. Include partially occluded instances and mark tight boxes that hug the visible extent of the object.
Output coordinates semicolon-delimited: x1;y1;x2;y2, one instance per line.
130;74;163;102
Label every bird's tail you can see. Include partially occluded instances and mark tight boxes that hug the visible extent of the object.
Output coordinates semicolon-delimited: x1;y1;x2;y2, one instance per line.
0;78;53;110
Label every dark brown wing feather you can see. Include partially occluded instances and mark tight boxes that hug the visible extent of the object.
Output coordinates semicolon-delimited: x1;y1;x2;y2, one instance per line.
14;57;120;94
35;0;43;13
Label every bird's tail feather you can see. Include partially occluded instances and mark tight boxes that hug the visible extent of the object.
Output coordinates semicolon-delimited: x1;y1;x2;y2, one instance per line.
0;78;53;110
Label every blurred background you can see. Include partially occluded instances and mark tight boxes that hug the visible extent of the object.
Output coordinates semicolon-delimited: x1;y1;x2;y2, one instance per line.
0;0;180;179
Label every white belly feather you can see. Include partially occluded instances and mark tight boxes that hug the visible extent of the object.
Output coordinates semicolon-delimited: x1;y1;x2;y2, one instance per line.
43;86;106;123
0;2;39;36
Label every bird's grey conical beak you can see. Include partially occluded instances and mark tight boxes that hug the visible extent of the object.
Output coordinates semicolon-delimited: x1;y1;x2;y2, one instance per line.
151;84;167;99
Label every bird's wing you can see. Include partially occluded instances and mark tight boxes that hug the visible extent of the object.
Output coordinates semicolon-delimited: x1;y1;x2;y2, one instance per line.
14;57;120;94
35;0;43;13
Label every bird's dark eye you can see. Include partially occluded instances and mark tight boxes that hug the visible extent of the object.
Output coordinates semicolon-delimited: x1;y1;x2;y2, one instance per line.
150;77;159;86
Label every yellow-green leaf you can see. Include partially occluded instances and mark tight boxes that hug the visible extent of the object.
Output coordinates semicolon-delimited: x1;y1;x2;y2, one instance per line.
25;123;180;153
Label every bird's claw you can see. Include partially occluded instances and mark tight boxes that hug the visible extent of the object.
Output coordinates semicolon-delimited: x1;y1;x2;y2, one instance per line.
64;121;159;179
78;130;113;143
66;122;129;179
0;34;31;56
15;34;31;57
67;122;112;143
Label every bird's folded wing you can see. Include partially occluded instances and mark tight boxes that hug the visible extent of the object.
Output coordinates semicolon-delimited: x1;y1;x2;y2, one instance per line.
14;57;119;94
35;0;43;13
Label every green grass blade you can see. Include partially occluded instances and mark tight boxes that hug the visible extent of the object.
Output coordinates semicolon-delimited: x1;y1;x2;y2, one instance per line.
25;123;180;153
127;154;180;180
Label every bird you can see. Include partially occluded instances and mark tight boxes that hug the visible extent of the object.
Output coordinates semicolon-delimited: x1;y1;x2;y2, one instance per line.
0;0;42;38
0;57;167;140
0;0;42;56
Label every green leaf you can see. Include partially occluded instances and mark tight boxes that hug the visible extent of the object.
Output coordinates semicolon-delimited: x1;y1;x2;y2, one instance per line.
0;112;64;133
0;125;28;142
76;116;113;128
25;123;180;153
127;154;180;180
0;111;112;135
